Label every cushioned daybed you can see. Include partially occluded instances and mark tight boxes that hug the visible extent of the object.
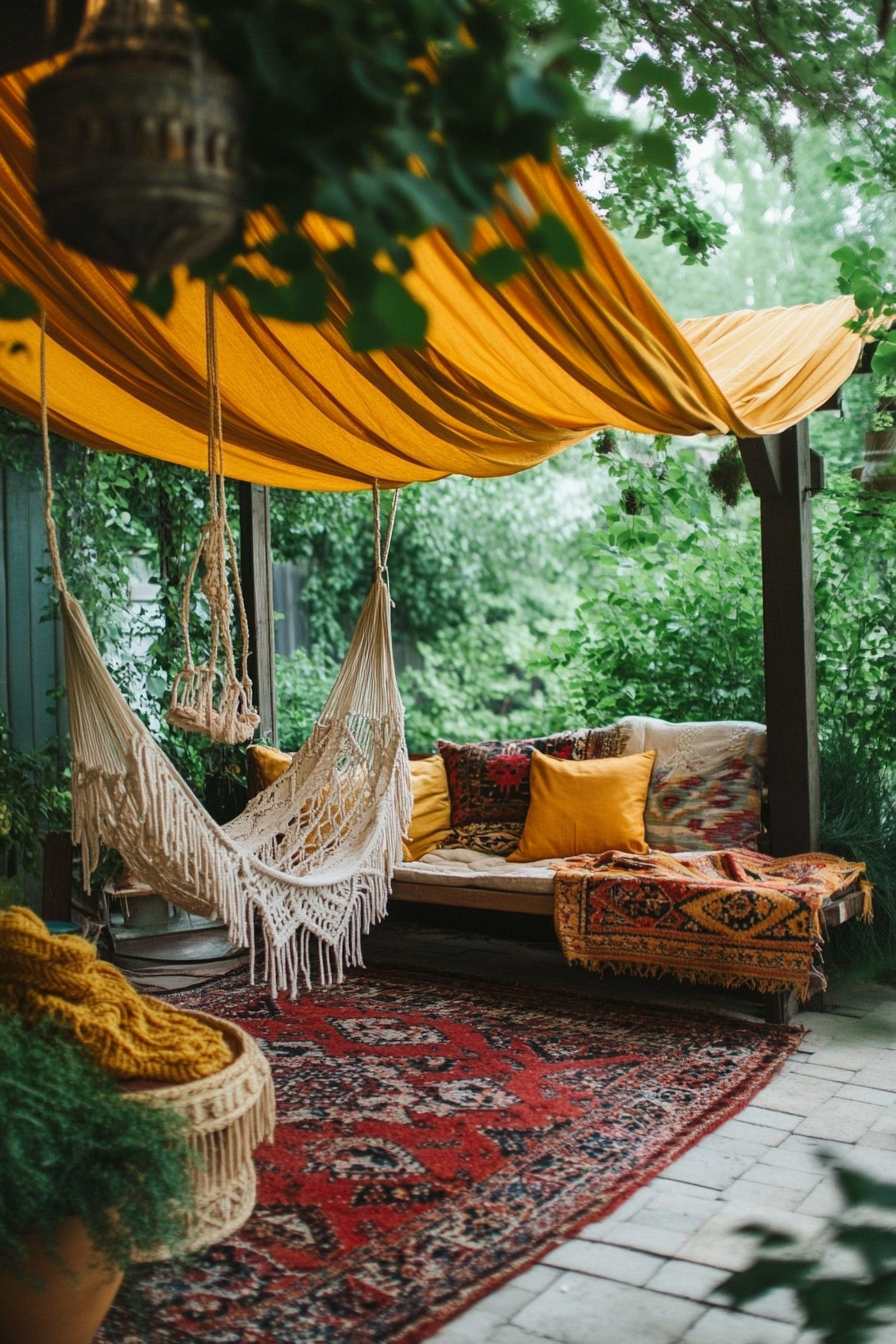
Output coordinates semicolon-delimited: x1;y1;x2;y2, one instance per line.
248;716;868;1023
391;716;868;1022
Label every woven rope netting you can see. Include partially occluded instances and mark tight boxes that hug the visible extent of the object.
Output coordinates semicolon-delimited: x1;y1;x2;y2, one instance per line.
166;286;259;745
40;311;411;998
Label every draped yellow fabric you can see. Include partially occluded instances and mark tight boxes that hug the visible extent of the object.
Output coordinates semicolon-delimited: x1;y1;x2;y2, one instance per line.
0;65;863;490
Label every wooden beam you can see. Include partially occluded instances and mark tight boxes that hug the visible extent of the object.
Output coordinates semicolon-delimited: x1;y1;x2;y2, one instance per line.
738;436;782;498
238;483;278;745
756;420;820;855
391;879;554;917
815;386;843;414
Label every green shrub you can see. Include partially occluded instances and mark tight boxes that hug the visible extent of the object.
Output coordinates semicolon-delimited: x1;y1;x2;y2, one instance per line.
814;476;896;761
0;1013;195;1273
399;605;574;752
819;731;896;974
0;711;70;874
275;646;341;752
549;442;765;726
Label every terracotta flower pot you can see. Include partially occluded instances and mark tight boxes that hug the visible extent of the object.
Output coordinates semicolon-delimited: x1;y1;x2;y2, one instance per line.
0;1218;123;1344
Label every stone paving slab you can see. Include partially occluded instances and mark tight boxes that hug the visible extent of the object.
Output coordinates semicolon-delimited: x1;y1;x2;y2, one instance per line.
510;1272;706;1344
682;1307;799;1343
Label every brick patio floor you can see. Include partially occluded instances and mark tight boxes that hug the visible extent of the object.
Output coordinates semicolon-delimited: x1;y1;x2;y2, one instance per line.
363;915;896;1344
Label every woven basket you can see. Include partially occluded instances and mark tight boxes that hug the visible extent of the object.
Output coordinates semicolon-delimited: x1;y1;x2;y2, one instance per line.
124;1009;275;1258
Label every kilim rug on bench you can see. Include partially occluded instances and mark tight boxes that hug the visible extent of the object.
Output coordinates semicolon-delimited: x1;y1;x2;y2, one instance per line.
99;966;801;1344
554;848;870;998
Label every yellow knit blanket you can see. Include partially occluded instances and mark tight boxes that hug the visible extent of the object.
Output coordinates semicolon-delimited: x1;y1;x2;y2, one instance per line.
0;907;231;1082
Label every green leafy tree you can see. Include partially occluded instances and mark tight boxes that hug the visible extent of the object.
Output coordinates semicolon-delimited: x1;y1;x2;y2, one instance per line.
549;439;766;726
270;462;594;751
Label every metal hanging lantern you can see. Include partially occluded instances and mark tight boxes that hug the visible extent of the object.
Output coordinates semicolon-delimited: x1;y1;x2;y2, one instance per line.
27;0;244;278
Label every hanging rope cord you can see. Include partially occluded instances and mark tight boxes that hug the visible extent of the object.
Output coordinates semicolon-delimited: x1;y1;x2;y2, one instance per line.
40;310;66;596
176;286;252;695
165;285;259;744
372;480;400;584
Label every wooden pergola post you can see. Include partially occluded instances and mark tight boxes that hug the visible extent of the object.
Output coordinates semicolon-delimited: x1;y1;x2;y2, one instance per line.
738;421;824;856
238;482;278;746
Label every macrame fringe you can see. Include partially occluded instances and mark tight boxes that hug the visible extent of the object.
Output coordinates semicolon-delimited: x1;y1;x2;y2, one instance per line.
861;878;875;921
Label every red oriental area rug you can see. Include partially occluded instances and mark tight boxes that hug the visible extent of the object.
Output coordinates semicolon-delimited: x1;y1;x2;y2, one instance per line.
99;968;800;1344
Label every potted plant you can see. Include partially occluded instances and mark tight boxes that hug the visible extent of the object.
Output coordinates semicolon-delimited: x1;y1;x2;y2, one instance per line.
859;376;896;491
0;1011;195;1344
0;709;71;889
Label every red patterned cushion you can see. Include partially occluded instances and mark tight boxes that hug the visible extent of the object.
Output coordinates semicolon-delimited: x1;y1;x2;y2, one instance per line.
437;726;631;855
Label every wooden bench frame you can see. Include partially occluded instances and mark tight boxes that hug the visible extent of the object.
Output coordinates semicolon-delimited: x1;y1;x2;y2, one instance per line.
391;876;866;1024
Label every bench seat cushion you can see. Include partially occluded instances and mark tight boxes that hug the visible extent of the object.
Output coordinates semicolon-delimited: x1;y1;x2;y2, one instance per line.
393;847;555;895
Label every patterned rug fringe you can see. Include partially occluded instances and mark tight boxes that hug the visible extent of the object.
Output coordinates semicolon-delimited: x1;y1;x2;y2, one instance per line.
862;879;875;920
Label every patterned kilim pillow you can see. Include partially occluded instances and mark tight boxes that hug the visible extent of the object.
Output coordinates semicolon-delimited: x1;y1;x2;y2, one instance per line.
437;726;632;854
619;716;767;851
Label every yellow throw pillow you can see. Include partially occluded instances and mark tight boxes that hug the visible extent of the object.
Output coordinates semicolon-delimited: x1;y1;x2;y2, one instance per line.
508;749;656;863
403;755;453;861
247;744;293;796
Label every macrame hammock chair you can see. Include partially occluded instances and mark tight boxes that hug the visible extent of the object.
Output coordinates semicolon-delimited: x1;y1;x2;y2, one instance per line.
166;287;260;746
39;304;412;999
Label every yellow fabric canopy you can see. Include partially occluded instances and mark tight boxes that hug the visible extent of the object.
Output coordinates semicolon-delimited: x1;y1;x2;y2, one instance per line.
0;66;863;491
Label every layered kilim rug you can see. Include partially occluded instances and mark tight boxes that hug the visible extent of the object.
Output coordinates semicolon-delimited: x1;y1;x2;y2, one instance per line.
98;967;801;1344
554;848;868;997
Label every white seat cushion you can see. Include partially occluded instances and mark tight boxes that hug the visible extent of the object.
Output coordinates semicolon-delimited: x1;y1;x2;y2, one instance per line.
393;847;555;894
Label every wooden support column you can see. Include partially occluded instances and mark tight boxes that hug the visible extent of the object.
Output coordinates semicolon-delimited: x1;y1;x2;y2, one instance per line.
41;831;73;923
738;422;820;855
238;482;278;745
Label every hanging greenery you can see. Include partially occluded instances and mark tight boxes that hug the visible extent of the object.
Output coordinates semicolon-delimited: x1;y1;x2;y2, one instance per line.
0;711;70;874
707;439;748;508
148;0;889;347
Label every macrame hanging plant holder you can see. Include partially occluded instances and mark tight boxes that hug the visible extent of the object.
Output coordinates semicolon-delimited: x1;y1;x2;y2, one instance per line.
38;310;411;999
166;285;260;745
